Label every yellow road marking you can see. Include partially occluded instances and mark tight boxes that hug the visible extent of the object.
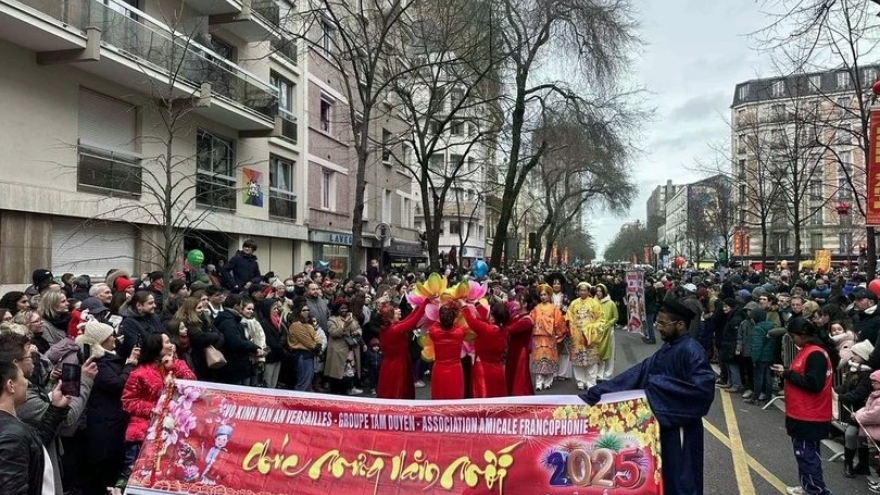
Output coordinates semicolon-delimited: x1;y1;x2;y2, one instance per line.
703;418;788;493
720;391;757;495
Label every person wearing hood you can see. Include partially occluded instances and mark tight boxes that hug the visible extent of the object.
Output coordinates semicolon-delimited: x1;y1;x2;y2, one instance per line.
214;294;263;386
76;321;138;495
223;239;262;291
836;340;874;479
748;307;778;405
116;291;166;360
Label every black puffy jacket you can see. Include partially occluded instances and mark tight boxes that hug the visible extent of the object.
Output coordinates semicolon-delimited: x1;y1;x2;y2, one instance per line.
214;309;259;384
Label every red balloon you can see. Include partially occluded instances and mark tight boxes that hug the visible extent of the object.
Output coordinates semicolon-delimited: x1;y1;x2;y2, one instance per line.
869;279;880;297
674;256;685;268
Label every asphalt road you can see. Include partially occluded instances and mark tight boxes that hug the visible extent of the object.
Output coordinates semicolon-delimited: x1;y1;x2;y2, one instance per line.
415;329;878;494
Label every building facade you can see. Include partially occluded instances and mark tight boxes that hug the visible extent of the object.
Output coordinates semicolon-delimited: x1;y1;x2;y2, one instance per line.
0;0;420;288
730;65;878;261
646;179;680;244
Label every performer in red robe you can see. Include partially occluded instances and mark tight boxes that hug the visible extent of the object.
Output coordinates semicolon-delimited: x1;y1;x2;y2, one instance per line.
505;301;535;396
429;304;468;400
377;303;425;399
463;302;509;398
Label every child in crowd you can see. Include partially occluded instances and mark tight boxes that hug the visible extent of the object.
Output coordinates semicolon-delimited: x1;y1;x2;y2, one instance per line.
831;322;856;370
363;337;382;396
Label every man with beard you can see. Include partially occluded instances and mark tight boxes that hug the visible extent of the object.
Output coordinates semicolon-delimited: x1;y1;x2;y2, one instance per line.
306;283;330;333
580;299;715;495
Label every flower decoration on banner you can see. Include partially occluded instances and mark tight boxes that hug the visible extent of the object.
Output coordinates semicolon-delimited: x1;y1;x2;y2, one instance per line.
406;274;490;361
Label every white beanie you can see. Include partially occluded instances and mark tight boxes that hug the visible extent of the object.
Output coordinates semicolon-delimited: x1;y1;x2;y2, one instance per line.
75;321;114;359
852;340;875;362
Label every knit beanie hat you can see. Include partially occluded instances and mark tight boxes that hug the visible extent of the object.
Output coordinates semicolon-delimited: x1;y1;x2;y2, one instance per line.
75;321;114;359
871;369;880;383
113;277;134;293
852;341;875;362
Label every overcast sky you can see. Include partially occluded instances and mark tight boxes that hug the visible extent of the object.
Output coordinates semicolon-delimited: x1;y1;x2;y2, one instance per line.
591;1;776;256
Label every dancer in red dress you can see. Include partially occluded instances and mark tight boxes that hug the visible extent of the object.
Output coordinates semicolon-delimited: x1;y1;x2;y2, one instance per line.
463;302;509;398
428;304;468;400
376;303;425;399
504;300;535;396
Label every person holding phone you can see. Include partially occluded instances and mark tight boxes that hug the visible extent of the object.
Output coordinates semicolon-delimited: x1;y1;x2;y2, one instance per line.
0;332;97;495
121;333;195;476
0;359;72;495
773;319;834;495
76;321;139;495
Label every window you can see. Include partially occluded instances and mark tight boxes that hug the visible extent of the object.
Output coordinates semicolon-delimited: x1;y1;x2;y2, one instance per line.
837;96;850;117
271;72;296;142
837;71;851;89
771;104;785;120
429;120;442;135
382;189;392;223
809;75;822;91
450;154;464;173
321;19;334;54
450;221;461;235
400;197;413;228
771;80;785;97
77;89;141;197
837;125;851;145
319;98;332;133
450;120;464;136
865;68;879;86
467;157;475;175
196;130;236;210
321;169;336;210
737;159;746;179
382;128;391;163
809;180;823;201
809;209;823;226
810;232;824;250
478;225;484;239
450;88;464;109
840;232;853;253
429;154;444;172
269;156;296;220
738;134;746;154
353;114;363;143
739;84;749;100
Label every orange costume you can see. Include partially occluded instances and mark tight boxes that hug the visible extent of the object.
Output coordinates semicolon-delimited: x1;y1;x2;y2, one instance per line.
530;285;567;390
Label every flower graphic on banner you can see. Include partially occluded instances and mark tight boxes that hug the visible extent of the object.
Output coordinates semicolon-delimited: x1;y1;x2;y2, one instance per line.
242;168;263;207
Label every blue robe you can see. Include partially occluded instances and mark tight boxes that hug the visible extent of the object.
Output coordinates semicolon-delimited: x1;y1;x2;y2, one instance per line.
580;333;716;495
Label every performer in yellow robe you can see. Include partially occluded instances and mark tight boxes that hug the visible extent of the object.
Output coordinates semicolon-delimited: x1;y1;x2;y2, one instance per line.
566;282;607;391
529;284;567;390
595;283;619;381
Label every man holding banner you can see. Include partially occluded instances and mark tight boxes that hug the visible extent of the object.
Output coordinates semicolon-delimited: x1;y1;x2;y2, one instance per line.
581;299;716;495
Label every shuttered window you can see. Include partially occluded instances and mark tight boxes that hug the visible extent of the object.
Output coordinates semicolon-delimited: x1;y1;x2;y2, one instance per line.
52;219;135;278
77;89;142;196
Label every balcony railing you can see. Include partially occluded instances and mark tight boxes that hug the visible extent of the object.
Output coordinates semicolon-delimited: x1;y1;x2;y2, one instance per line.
252;0;280;26
270;36;297;65
17;0;277;118
278;109;298;143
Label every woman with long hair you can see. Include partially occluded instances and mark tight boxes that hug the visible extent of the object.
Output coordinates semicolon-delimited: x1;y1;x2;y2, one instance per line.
38;290;70;346
170;296;221;380
0;291;28;316
462;301;509;398
287;302;321;391
428;304;467;400
376;301;425;400
257;298;286;389
505;297;535;396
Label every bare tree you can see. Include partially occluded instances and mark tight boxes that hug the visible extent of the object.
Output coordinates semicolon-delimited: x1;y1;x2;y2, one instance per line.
530;106;635;264
486;0;641;268
759;0;879;276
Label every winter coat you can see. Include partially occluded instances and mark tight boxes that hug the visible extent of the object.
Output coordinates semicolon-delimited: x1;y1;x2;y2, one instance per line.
122;359;195;442
242;316;266;363
325;316;362;380
855;390;880;440
117;307;166;360
182;317;223;381
750;321;777;363
837;365;872;426
40;318;68;347
737;318;755;358
258;302;287;364
45;337;81;370
223;250;261;290
831;331;856;369
0;405;68;495
719;308;745;363
214;309;259;384
86;352;134;463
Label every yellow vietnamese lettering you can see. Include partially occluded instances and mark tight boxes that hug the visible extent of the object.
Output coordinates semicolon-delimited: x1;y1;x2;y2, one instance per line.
308;449;388;482
242;435;308;476
389;450;441;487
439;442;521;492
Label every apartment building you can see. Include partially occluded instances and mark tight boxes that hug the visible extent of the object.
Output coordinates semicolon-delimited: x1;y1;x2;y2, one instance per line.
646;179;680;244
0;0;422;286
730;65;879;260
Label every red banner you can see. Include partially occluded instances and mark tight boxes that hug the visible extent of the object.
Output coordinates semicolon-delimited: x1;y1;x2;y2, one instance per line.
867;108;880;227
625;271;646;334
126;382;662;495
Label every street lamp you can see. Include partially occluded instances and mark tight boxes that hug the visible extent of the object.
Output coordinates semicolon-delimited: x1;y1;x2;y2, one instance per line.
836;202;852;268
652;245;661;270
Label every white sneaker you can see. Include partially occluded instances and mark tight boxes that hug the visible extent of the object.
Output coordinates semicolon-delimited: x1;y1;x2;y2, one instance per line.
785;486;805;495
742;390;753;399
577;382;585;391
414;380;426;388
348;388;363;395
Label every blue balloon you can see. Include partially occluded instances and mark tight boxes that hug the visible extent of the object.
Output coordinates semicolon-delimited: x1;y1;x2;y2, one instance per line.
473;259;488;279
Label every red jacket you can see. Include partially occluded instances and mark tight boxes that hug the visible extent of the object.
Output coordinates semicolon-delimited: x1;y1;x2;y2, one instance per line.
122;359;195;442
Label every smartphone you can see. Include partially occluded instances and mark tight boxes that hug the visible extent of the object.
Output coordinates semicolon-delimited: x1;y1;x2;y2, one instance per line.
60;363;81;397
80;344;91;364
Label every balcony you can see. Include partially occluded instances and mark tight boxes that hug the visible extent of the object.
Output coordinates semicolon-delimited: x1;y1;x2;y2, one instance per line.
278;109;298;143
0;0;278;132
271;34;297;66
180;0;241;15
209;0;279;42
